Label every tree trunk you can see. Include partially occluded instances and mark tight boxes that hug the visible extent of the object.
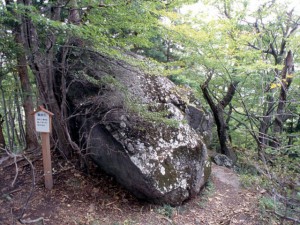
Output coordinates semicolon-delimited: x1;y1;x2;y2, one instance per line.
0;114;5;149
258;94;275;149
15;31;39;150
201;73;238;162
0;85;13;150
19;0;75;158
5;0;39;150
68;0;81;25
13;77;26;144
258;51;294;150
272;50;294;148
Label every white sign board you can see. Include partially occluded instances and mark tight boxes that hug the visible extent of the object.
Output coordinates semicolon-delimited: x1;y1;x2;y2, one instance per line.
35;111;51;133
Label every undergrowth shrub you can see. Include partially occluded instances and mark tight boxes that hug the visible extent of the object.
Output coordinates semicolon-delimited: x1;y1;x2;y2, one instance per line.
156;204;174;218
235;146;300;224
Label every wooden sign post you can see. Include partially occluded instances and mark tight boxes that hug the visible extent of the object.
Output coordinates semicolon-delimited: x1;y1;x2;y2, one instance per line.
33;106;54;190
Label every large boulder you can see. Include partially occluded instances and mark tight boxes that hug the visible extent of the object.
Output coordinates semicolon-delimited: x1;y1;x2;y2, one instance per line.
67;51;212;205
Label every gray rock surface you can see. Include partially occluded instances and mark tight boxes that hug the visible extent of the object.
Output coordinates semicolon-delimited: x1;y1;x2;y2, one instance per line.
212;164;240;189
213;154;233;168
67;51;212;205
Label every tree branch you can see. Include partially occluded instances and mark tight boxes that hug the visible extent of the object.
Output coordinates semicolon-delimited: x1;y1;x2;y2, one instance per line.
219;81;239;109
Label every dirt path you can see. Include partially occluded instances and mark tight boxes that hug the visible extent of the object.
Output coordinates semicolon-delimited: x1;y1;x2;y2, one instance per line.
173;164;260;225
0;158;261;225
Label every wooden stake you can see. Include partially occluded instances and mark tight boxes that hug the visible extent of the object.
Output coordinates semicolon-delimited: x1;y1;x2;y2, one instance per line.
41;132;53;189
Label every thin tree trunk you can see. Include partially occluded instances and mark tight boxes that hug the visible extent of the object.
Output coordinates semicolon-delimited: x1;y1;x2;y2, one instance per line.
201;73;238;162
0;85;13;150
0;114;6;149
14;46;38;150
258;51;294;150
258;94;276;149
13;76;26;145
68;0;81;25
7;95;16;149
272;50;294;147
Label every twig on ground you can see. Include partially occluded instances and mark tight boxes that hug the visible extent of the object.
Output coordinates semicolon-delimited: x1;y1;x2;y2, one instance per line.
3;148;22;187
8;188;22;195
52;165;73;175
267;210;300;223
3;147;41;169
17;154;36;223
113;206;123;213
11;152;18;187
106;199;118;206
159;215;173;224
19;217;45;224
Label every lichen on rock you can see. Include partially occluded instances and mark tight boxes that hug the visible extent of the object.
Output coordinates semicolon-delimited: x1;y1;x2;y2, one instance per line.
67;51;212;205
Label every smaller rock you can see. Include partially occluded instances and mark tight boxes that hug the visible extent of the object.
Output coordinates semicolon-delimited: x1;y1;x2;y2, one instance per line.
213;154;233;168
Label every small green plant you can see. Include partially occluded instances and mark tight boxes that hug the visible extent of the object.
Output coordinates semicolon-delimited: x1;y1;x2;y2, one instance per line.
259;196;276;211
258;196;281;224
239;174;261;188
205;179;215;193
156;204;174;218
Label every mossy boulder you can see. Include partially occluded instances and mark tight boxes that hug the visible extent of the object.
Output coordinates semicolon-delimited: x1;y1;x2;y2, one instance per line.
67;51;212;205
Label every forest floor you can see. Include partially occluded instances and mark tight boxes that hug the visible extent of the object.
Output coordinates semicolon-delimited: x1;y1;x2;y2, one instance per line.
0;151;267;225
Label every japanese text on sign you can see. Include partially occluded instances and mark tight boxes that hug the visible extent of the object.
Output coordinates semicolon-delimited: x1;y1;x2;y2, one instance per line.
35;111;50;133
